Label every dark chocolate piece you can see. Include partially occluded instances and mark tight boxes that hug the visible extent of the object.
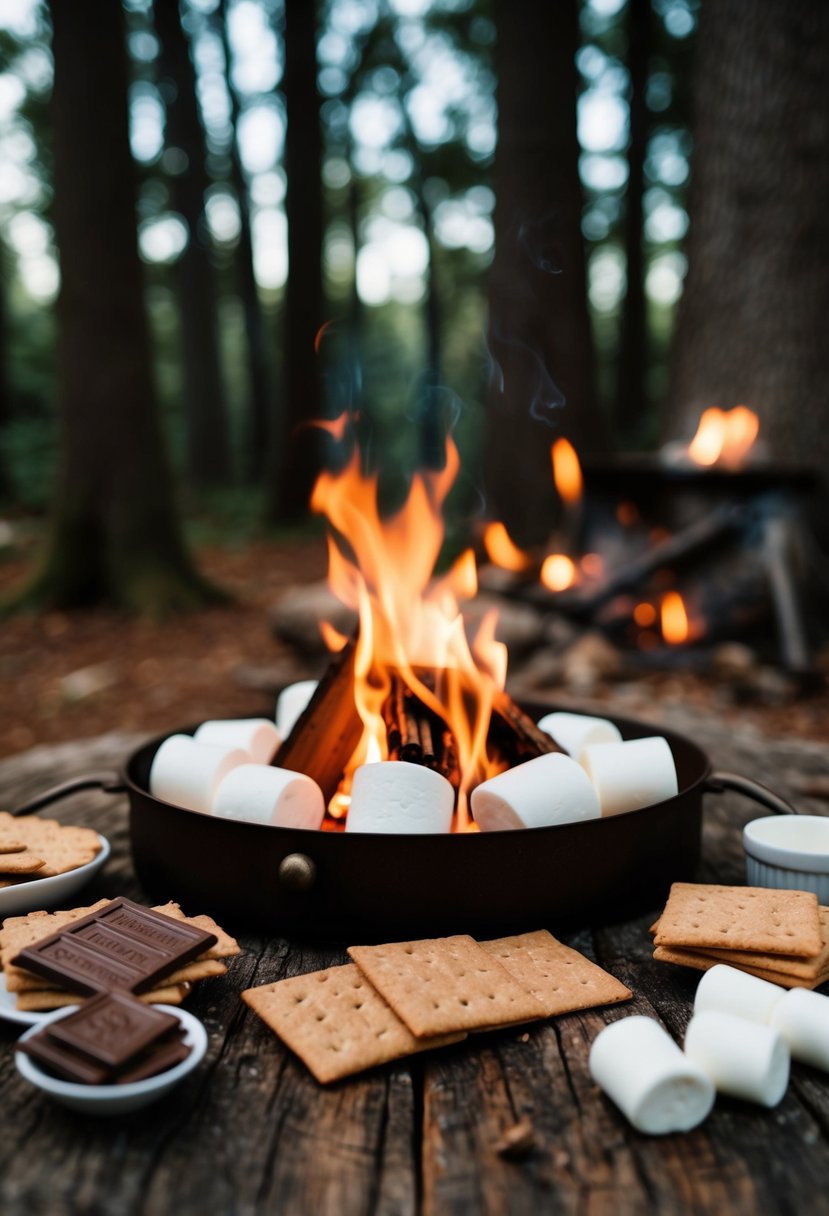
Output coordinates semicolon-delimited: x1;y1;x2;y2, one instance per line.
47;991;179;1069
116;1037;191;1084
17;1035;110;1085
12;898;216;997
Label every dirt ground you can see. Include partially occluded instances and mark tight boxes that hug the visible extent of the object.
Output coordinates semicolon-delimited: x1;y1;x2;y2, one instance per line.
1;536;827;763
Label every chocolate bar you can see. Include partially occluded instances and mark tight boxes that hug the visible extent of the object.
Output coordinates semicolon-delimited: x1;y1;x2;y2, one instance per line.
12;898;216;997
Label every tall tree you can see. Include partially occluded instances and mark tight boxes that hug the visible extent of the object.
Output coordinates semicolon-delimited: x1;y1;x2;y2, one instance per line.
265;0;325;523
28;0;213;612
484;0;603;544
153;0;231;487
668;0;829;541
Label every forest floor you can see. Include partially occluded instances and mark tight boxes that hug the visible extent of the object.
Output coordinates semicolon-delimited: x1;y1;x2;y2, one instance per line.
0;528;827;763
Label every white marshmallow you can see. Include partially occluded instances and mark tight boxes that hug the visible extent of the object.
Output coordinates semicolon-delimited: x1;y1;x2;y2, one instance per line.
345;761;454;834
684;1010;789;1107
471;752;600;831
194;718;281;764
581;736;678;817
589;1016;715;1135
212;763;325;830
694;964;785;1026
276;680;318;739
149;735;249;815
537;711;622;761
770;988;829;1072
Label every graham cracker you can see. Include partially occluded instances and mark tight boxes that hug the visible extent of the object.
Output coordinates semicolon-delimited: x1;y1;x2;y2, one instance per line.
0;842;25;854
0;812;101;877
5;956;227;993
348;935;547;1038
243;963;465;1084
691;905;829;980
653;883;822;958
653;944;829;990
480;930;632;1017
0;851;45;875
0;900;111;970
151;902;240;959
15;982;192;1012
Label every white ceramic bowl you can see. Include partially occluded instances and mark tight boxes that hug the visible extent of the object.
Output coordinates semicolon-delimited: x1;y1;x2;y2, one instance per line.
743;816;829;903
15;1004;208;1114
0;833;110;917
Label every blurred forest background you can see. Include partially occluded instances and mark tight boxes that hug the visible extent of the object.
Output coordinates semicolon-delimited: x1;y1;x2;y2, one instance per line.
0;0;827;754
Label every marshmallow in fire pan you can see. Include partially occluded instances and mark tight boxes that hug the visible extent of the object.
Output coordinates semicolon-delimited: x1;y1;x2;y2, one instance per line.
684;1010;790;1107
580;736;678;817
149;734;249;815
536;711;622;762
213;764;325;830
194;718;281;764
345;761;454;834
470;752;601;831
589;1016;715;1134
276;680;319;739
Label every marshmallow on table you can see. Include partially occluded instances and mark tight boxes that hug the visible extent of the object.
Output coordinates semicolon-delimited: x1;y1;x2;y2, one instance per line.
345;761;454;834
684;1010;789;1107
771;988;829;1073
213;764;325;830
276;680;319;739
694;964;785;1026
149;735;249;815
581;736;678;817
194;718;281;764
589;1016;715;1135
471;752;601;832
537;711;622;762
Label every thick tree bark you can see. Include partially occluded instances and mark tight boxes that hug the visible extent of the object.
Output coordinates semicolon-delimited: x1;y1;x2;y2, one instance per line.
154;0;230;487
484;0;602;545
28;0;214;613
265;0;324;524
614;0;652;448
668;0;829;542
217;0;271;482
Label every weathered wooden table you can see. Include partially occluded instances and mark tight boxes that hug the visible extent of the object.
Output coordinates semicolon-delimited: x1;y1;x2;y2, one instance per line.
1;707;829;1216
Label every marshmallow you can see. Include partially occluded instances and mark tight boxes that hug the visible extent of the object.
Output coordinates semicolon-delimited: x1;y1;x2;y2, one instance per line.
149;735;249;815
694;964;785;1026
581;736;678;817
212;763;325;830
537;711;622;761
770;988;829;1073
276;680;318;739
345;761;454;834
589;1016;715;1135
684;1010;789;1107
194;718;281;764
471;752;601;831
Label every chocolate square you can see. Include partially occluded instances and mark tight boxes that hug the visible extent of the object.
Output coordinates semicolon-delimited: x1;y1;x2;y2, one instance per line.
46;991;179;1069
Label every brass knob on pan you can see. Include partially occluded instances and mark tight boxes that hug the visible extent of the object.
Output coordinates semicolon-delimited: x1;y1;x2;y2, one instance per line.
278;853;317;892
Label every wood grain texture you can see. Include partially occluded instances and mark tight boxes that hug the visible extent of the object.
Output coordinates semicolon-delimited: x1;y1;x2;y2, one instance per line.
0;720;829;1215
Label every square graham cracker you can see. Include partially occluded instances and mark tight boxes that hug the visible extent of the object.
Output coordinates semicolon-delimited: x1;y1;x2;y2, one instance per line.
653;883;822;958
652;945;829;990
480;930;632;1017
348;935;546;1038
242;963;464;1084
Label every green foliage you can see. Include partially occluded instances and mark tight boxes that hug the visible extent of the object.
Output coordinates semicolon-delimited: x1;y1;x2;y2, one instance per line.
0;415;57;511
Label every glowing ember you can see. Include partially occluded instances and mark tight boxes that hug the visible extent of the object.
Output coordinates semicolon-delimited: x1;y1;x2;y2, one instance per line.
551;438;583;504
660;591;689;645
311;427;508;828
540;553;577;593
687;405;759;469
482;521;532;572
633;602;657;627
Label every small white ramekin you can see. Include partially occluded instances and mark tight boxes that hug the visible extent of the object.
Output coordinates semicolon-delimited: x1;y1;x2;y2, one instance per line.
743;816;829;904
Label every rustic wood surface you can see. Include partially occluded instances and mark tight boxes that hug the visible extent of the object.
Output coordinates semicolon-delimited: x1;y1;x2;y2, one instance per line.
1;705;829;1216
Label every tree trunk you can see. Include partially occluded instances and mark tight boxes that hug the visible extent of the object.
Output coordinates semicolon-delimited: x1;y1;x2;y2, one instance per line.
154;0;231;488
614;0;652;449
668;0;829;543
0;250;10;501
265;0;324;524
28;0;215;613
484;0;602;545
217;0;271;482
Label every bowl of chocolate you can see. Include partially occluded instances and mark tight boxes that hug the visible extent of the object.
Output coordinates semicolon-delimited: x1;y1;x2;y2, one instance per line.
14;996;208;1115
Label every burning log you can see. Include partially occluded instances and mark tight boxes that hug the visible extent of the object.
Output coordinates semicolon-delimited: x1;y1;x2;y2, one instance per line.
490;691;562;762
382;673;457;787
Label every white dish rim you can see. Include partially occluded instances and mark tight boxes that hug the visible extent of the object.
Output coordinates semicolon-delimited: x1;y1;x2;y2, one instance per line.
0;833;110;915
743;815;829;875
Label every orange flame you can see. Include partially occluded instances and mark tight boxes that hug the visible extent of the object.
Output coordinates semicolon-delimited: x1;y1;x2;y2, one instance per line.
319;621;348;653
311;438;508;828
660;591;689;645
551;438;583;504
687;406;759;469
482;522;532;572
540;553;577;592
